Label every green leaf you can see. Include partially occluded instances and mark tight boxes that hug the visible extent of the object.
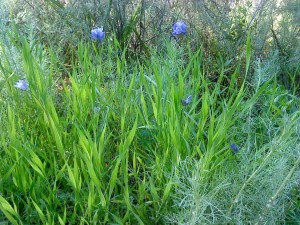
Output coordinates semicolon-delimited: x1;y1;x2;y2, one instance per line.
32;200;46;223
122;5;141;45
0;196;19;225
149;178;160;203
122;117;138;153
109;158;121;199
162;181;173;202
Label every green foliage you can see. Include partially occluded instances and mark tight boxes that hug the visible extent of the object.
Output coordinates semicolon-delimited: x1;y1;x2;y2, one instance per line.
0;0;299;224
3;0;299;93
1;29;300;223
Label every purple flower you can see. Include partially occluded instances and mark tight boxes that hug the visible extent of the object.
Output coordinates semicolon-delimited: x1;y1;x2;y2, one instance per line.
172;21;187;37
14;80;28;91
91;27;105;41
230;144;241;154
117;49;122;55
181;95;192;106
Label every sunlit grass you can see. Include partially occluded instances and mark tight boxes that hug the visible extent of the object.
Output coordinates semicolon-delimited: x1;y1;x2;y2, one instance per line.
0;34;299;224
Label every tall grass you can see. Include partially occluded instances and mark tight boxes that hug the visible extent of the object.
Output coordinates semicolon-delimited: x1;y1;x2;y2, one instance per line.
0;32;299;224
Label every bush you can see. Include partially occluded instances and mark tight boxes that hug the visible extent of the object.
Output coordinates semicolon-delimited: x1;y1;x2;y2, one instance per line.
0;0;299;224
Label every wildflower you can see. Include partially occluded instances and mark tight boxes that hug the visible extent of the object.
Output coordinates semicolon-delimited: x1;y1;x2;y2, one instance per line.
172;21;187;37
181;95;192;106
91;27;105;41
117;49;122;55
14;80;28;91
230;143;241;154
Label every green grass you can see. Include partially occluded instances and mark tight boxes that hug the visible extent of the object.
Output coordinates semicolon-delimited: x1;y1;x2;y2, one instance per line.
0;33;299;224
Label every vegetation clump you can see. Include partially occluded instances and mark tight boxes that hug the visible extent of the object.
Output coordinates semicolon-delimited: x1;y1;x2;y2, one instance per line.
0;0;299;224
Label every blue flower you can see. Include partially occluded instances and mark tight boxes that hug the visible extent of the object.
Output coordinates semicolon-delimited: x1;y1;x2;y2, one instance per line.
91;27;105;41
117;49;122;55
14;79;28;91
172;21;187;37
181;95;192;106
230;143;241;154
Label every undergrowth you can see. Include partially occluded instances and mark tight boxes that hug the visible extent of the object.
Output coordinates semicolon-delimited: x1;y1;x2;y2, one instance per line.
0;28;299;224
